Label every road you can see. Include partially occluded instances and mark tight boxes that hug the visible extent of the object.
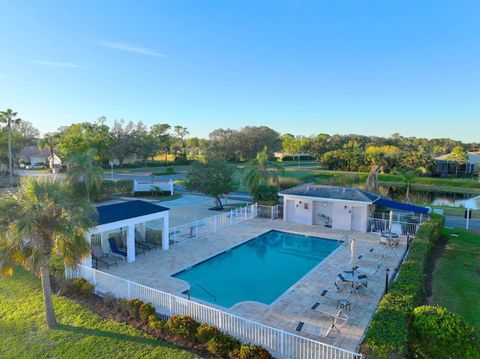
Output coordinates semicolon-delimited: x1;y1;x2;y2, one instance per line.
444;215;480;232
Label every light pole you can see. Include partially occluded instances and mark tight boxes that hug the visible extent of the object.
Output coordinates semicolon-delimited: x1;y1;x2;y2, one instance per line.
385;268;390;294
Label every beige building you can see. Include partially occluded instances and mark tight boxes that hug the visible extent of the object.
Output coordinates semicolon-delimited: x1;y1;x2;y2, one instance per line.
279;184;380;232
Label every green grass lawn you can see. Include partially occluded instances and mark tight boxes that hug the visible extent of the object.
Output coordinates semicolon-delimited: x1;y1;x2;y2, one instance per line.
0;269;196;359
430;229;480;340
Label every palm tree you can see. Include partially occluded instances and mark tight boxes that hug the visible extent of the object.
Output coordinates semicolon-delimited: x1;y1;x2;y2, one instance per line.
38;132;59;168
0;176;95;328
0;109;21;186
67;149;104;202
244;146;284;192
400;170;417;203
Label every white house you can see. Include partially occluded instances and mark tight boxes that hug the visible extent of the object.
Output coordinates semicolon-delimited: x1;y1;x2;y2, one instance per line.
280;184;380;232
19;145;62;168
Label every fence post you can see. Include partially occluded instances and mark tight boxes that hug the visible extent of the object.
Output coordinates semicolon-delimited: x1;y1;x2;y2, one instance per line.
169;294;173;316
245;207;248;220
93;269;97;289
127;280;131;299
280;329;285;357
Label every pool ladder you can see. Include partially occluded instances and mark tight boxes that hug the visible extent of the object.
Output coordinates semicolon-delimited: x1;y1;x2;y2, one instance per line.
187;283;217;302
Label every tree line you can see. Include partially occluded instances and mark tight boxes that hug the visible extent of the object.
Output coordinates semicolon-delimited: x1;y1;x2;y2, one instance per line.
1;110;477;175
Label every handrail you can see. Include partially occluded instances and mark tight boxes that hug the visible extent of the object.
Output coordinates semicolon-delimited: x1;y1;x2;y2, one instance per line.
187;283;217;301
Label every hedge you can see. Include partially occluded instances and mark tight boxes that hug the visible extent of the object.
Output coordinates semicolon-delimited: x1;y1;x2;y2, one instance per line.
361;214;445;358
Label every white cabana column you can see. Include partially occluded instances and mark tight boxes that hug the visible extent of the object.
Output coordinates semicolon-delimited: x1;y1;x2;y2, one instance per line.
162;214;169;250
100;232;109;253
127;224;135;262
82;231;93;268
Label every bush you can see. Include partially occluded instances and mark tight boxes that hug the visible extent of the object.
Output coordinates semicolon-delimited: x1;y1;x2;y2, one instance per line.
196;323;221;344
205;333;240;357
116;179;134;196
166;166;175;174
48;254;65;278
126;299;144;319
232;344;273;359
68;278;94;296
252;184;278;205
148;314;166;333
99;180;116;199
410;305;479;359
138;302;156;323
361;214;445;358
165;315;200;342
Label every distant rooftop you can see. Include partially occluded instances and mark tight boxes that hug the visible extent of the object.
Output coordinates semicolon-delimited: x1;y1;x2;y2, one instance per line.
434;152;480;164
279;184;380;203
95;200;169;225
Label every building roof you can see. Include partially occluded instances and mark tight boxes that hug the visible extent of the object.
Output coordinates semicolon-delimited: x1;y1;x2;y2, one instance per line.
20;145;50;158
434;152;480;165
279;183;380;203
95;200;169;225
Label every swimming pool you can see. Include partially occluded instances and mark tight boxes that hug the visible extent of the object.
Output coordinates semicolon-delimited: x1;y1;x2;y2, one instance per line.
173;230;339;308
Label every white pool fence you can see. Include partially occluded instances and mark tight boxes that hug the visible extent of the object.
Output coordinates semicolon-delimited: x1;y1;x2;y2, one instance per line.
169;203;258;244
66;265;362;359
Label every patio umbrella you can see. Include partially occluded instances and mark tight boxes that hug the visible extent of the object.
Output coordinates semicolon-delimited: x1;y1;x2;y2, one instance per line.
388;210;393;232
350;238;356;272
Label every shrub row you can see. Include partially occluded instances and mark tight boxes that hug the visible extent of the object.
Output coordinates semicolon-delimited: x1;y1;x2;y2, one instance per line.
361;214;445;358
102;296;272;358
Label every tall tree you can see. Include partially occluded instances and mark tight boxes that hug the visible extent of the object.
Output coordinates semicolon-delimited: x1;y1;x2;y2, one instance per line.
447;146;469;176
244;146;284;191
67;149;104;202
0;176;95;328
109;119;136;167
186;159;237;209
0;109;21;185
172;125;189;160
151;124;171;164
38;132;59;168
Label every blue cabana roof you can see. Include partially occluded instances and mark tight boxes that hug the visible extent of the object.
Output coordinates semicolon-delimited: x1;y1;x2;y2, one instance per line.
374;198;430;215
96;200;169;225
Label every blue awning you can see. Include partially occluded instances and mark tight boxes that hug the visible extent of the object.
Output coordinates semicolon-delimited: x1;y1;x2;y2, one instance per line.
374;198;430;215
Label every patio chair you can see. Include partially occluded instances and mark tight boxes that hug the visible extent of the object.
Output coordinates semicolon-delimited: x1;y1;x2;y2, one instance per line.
108;237;127;260
91;245;117;269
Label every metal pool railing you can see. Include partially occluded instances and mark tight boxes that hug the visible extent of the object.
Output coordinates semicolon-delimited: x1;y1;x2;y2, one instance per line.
368;217;420;236
66;265;363;359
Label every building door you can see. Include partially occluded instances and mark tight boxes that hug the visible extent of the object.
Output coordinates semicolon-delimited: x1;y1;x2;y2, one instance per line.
351;207;363;232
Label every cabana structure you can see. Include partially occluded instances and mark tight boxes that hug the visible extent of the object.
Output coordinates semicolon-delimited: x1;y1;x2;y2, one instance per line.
83;200;169;267
280;184;430;234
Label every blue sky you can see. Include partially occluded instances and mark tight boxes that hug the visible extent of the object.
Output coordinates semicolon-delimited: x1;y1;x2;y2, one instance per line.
0;1;479;141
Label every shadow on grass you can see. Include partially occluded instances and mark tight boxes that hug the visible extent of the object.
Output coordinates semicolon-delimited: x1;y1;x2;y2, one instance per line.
56;323;167;347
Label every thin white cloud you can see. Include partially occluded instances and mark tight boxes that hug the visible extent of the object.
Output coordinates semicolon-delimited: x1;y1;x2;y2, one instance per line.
98;41;166;58
29;60;86;68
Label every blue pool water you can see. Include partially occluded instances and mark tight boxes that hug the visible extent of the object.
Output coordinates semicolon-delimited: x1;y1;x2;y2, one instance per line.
173;230;339;308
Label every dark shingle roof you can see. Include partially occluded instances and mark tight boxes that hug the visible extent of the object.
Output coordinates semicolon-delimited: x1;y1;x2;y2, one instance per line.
279;184;380;203
96;200;169;225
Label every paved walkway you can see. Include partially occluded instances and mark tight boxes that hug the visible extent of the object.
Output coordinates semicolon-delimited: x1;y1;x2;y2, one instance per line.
103;218;405;352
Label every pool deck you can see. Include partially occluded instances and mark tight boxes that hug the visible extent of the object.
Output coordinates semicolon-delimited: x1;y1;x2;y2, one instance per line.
102;218;406;352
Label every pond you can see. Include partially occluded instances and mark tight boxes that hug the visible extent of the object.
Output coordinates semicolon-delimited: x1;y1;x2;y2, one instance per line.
387;187;480;209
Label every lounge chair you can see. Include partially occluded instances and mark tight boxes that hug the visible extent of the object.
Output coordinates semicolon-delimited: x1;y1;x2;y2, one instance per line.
135;229;158;250
108;237;127;260
92;245;117;269
115;235;146;256
314;308;348;337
